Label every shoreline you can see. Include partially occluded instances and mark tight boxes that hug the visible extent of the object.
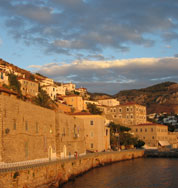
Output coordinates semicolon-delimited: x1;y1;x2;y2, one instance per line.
0;150;144;188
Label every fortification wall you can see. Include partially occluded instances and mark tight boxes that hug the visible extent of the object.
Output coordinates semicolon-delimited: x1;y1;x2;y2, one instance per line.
0;95;56;163
0;150;144;188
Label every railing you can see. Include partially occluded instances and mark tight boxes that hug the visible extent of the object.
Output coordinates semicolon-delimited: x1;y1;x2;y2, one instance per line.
0;149;141;173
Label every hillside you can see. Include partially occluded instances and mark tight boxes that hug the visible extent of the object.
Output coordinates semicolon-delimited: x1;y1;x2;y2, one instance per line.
115;82;178;114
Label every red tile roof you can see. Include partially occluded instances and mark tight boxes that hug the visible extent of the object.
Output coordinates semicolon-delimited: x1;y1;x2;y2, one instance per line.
120;102;145;106
18;77;38;83
68;112;92;115
135;123;166;127
0;87;17;95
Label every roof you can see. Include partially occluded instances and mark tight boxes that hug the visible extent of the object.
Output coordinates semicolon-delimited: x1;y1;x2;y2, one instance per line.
63;95;81;98
68;112;92;115
120;102;145;107
135;123;166;127
0;87;17;95
18;77;38;83
158;141;170;146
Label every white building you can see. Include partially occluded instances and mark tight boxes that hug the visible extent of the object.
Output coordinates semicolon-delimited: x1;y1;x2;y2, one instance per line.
97;98;120;106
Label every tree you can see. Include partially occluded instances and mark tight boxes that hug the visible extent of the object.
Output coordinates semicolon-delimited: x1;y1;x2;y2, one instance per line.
32;88;53;109
87;103;102;115
8;73;21;95
109;122;144;149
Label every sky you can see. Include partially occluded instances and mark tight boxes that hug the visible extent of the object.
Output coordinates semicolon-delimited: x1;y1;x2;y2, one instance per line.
0;0;178;94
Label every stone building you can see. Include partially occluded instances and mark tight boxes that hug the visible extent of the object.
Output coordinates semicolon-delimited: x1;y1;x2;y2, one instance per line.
18;78;39;97
97;98;120;106
69;113;110;152
55;113;86;159
63;95;86;112
0;71;9;85
132;123;178;148
101;103;146;127
63;83;76;92
41;85;58;100
0;95;56;163
42;84;66;100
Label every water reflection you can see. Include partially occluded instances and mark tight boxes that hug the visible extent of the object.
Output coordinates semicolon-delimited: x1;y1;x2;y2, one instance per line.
62;158;178;188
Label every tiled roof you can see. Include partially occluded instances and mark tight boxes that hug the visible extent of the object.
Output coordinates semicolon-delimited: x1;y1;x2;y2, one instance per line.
18;77;38;83
135;123;166;127
120;102;145;106
0;87;17;95
68;112;92;115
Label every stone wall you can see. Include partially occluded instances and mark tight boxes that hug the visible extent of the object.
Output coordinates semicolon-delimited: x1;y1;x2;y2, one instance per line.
0;150;144;188
0;95;56;163
55;113;86;159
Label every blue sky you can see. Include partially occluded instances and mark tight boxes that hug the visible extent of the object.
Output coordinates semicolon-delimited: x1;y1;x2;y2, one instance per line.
0;0;178;94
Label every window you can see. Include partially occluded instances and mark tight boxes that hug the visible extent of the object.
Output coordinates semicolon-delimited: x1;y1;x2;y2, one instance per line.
140;128;142;132
13;119;16;130
126;107;129;112
106;129;108;136
25;121;28;131
152;136;154;139
36;122;39;133
91;143;94;148
145;128;147;132
151;128;153;132
25;142;28;158
90;120;94;125
119;108;122;113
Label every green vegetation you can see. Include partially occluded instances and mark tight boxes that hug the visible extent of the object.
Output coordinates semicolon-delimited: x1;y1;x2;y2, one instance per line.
87;103;102;115
109;122;145;150
32;87;55;109
8;73;22;95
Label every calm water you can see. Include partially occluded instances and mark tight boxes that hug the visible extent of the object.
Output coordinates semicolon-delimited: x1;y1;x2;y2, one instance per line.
62;158;178;188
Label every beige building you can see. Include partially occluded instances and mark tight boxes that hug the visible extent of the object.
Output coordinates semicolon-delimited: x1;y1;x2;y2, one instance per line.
102;103;146;127
63;95;86;112
41;85;57;100
0;95;56;163
42;84;66;100
63;83;76;92
19;78;39;97
98;98;120;106
39;77;54;87
55;113;86;159
69;113;110;152
0;71;9;85
132;123;178;148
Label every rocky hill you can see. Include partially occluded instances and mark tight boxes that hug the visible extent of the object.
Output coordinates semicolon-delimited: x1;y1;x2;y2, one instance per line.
114;82;178;114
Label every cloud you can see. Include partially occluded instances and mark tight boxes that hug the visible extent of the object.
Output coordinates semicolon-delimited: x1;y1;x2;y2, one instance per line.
0;0;178;57
29;57;178;94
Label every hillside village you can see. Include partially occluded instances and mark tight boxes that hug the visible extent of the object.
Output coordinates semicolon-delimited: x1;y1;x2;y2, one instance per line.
0;58;178;164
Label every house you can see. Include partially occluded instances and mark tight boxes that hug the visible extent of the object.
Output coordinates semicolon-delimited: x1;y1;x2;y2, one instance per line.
63;83;76;92
97;98;120;106
39;77;54;87
63;95;86;112
0;71;9;85
18;78;39;97
41;85;58;100
69;112;110;152
103;103;147;127
132;123;178;148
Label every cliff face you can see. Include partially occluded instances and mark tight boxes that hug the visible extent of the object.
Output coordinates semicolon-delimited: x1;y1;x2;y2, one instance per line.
114;82;178;114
